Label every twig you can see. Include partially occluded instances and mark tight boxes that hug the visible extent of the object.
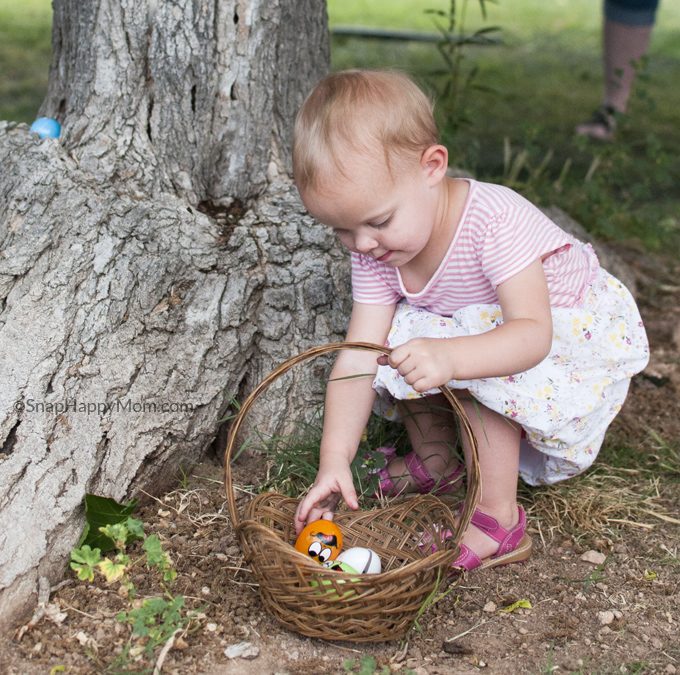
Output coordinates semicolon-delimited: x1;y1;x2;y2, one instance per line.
318;639;362;653
445;618;489;642
638;508;680;525
63;605;99;619
607;518;654;529
153;627;182;675
139;489;180;515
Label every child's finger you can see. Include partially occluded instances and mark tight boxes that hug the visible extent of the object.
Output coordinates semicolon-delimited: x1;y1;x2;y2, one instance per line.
341;483;359;511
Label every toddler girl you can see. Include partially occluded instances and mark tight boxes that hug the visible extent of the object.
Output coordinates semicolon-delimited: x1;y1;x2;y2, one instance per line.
291;69;649;571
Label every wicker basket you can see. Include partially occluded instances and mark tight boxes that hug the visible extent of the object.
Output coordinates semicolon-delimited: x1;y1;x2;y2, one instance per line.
223;342;480;642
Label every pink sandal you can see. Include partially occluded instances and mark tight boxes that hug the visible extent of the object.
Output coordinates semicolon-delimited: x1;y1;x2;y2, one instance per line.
363;446;465;498
452;505;532;573
418;505;532;573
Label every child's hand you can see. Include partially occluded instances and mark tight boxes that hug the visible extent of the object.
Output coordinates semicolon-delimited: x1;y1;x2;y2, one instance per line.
377;338;453;392
294;463;359;535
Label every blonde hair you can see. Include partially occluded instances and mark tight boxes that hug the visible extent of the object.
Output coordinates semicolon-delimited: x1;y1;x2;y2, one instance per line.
292;69;439;191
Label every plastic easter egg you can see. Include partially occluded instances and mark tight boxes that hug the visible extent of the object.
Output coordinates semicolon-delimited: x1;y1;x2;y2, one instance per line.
336;547;382;574
30;117;61;139
322;561;359;574
309;561;360;598
294;520;342;564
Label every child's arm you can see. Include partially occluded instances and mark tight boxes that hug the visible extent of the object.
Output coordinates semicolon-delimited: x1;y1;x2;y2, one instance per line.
294;301;395;533
380;259;553;391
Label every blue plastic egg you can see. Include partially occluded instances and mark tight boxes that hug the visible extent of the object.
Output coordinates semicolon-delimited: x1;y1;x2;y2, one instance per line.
30;117;61;139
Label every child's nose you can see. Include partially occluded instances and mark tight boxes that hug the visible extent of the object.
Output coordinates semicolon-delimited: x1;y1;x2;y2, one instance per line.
355;231;378;253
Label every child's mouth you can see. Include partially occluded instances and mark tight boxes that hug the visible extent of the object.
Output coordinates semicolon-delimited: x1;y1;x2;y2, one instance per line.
377;251;392;262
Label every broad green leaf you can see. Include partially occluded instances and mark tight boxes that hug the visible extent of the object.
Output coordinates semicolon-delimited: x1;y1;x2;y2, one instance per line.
98;558;127;582
125;517;145;541
163;568;178;584
70;545;102;582
99;522;130;548
78;494;138;552
71;545;102;567
142;534;165;567
498;599;532;613
70;561;95;582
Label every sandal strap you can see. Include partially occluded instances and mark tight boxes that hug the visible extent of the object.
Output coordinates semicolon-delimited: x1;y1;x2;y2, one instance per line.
404;451;435;491
453;544;483;572
468;505;527;559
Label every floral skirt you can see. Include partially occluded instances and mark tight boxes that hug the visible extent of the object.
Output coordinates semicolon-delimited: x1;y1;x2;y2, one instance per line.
373;267;649;486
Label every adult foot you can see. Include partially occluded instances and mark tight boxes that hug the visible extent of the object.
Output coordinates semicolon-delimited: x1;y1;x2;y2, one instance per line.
575;105;618;141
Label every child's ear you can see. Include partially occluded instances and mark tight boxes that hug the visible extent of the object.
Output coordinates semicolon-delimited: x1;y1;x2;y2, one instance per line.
420;144;449;185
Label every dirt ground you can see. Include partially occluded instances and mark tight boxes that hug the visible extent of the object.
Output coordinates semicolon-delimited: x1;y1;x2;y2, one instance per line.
2;243;679;675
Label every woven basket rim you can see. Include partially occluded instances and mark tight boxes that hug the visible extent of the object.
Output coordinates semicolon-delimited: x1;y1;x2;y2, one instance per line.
223;341;480;531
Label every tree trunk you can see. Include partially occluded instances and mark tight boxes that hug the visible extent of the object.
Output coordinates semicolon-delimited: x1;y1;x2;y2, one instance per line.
0;0;348;630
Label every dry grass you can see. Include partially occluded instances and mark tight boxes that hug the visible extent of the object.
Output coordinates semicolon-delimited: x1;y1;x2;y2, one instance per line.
519;466;680;542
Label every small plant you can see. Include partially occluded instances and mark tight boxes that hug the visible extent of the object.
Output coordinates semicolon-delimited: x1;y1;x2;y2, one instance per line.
344;653;415;675
69;495;200;673
406;569;455;638
426;0;501;163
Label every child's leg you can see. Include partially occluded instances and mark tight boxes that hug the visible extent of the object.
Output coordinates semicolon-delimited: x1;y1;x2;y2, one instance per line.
380;394;462;494
457;391;521;560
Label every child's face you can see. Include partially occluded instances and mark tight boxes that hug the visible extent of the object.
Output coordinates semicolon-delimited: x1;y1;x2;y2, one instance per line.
300;148;444;269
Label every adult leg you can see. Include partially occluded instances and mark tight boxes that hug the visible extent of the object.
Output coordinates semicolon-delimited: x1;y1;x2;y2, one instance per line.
576;0;658;139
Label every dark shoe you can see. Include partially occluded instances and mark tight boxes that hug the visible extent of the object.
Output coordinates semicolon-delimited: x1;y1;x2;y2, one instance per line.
576;105;618;141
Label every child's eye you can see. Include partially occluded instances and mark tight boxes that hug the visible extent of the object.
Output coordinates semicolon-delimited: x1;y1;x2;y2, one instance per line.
372;217;391;229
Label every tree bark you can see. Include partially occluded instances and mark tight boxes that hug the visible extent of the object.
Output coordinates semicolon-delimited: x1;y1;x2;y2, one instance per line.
0;0;348;629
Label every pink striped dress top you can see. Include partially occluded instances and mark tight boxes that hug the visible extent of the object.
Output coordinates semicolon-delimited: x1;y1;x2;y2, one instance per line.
351;180;596;313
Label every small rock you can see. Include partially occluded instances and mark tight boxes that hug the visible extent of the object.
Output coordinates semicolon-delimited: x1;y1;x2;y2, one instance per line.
581;550;607;565
224;642;260;660
519;627;528;635
44;602;68;625
483;601;497;613
201;586;211;596
600;626;612;635
598;611;615;625
666;665;677;675
206;623;217;632
613;610;623;619
75;632;89;646
562;660;581;672
652;637;663;650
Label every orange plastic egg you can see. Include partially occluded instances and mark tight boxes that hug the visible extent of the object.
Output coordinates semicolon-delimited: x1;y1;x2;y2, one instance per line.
294;520;343;563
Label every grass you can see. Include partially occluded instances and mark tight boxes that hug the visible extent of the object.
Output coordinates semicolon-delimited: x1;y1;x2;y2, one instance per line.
329;0;680;255
0;0;52;124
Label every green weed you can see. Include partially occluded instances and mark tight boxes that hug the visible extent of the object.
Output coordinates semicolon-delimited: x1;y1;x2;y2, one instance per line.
343;653;415;675
425;0;501;164
69;495;200;673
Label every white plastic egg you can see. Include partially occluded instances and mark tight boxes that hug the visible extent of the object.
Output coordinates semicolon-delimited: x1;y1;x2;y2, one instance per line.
336;547;381;574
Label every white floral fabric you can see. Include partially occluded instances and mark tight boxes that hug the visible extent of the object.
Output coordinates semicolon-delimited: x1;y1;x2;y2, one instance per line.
372;267;649;486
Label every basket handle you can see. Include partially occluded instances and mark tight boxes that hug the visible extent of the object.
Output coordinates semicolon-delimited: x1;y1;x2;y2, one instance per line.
222;341;480;538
